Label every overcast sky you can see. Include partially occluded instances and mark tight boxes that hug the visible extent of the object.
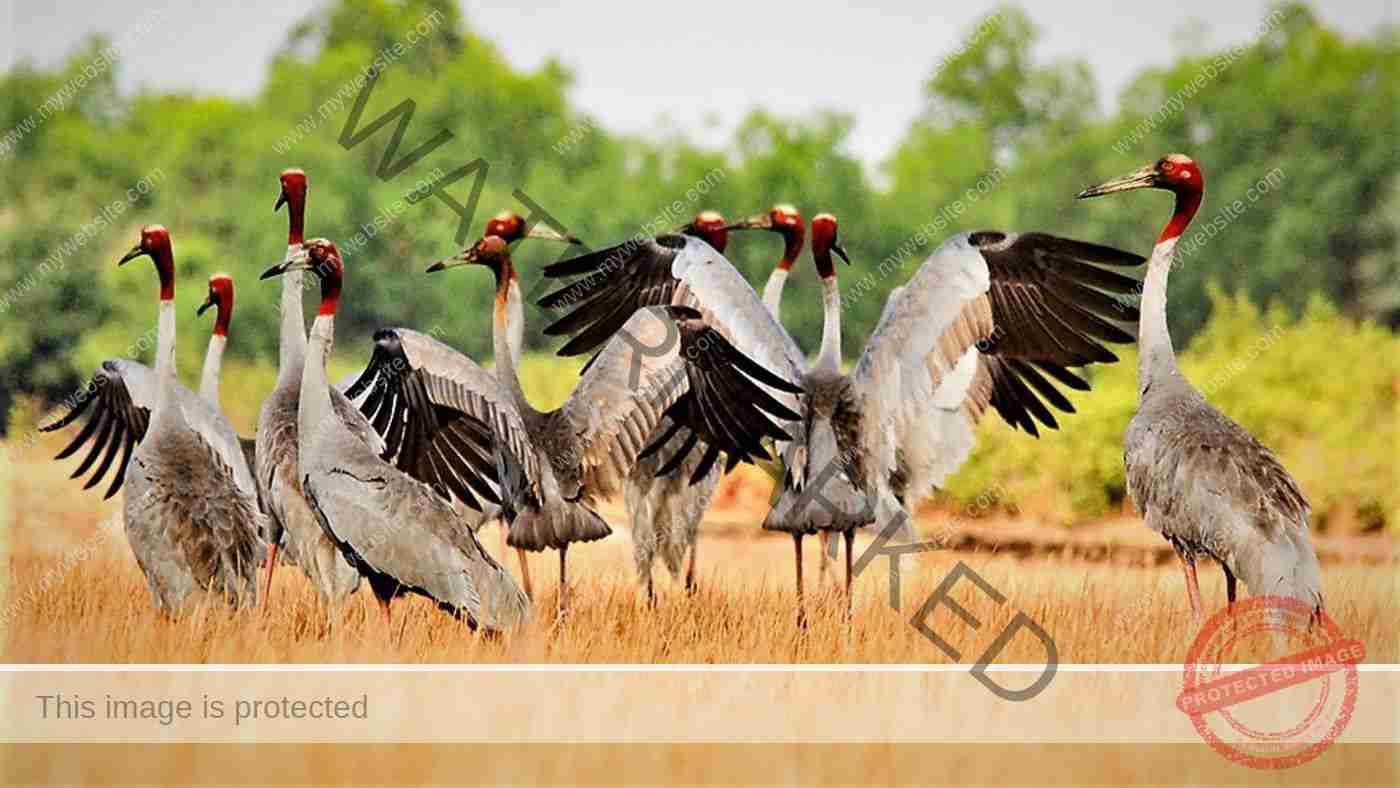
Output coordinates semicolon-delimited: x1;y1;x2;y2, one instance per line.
3;0;1392;166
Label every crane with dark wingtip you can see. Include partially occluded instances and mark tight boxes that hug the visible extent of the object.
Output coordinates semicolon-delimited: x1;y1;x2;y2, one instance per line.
42;226;264;613
540;210;1144;621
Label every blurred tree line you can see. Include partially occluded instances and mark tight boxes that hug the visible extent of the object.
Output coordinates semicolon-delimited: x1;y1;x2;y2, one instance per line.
1;0;1396;430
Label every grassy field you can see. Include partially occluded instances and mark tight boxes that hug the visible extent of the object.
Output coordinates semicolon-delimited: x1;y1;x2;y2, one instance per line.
4;295;1396;665
5;436;1395;664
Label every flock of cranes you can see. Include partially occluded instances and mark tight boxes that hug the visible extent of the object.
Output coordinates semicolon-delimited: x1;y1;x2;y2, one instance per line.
40;153;1324;634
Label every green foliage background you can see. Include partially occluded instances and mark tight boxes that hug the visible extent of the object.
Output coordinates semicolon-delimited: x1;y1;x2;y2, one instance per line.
2;1;1396;528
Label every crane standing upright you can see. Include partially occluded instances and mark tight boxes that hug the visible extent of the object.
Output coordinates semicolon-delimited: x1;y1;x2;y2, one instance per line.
1078;154;1322;625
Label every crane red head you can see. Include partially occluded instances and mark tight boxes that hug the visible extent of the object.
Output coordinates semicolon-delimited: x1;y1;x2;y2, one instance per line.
682;211;729;253
261;238;342;316
425;235;514;301
484;210;581;245
727;204;805;269
809;213;850;279
1077;154;1205;243
276;168;308;245
197;273;235;336
119;225;176;301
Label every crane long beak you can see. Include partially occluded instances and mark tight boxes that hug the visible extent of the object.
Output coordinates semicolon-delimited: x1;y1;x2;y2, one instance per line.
196;296;216;317
117;245;146;265
1078;165;1158;199
832;241;851;265
724;214;772;231
274;189;287;212
426;250;476;273
261;248;311;279
526;224;582;244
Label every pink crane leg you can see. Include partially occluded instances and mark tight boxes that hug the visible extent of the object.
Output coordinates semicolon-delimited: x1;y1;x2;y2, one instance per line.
1180;554;1203;626
260;542;278;614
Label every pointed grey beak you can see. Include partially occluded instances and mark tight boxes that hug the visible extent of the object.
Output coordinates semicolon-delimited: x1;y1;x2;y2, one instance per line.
426;249;475;273
526;224;582;244
275;189;287;212
1078;165;1158;199
118;245;146;265
197;296;216;316
832;241;851;265
261;248;310;279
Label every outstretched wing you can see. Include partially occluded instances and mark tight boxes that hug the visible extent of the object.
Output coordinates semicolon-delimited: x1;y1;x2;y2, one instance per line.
343;328;530;515
539;234;807;483
561;305;802;498
38;359;154;500
851;231;1142;500
41;359;258;502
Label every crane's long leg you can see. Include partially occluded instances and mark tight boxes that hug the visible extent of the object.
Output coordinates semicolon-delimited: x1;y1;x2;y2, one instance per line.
684;540;698;594
793;533;806;628
818;532;831;586
1179;553;1202;627
260;542;279;614
843;529;855;619
499;520;533;600
517;548;533;601
558;545;569;618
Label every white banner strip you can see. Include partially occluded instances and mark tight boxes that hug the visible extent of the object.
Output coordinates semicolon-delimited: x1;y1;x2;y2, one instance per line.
3;667;1396;744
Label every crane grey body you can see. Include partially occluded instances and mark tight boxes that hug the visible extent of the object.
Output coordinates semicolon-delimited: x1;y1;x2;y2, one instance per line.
270;240;529;631
124;393;262;611
42;232;266;615
1126;374;1320;608
540;223;1142;613
624;427;719;597
255;257;360;606
352;235;803;616
538;234;810;601
1079;155;1322;624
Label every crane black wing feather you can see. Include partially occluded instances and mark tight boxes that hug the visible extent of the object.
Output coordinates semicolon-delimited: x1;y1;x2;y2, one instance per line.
971;231;1143;434
39;360;152;500
350;330;505;511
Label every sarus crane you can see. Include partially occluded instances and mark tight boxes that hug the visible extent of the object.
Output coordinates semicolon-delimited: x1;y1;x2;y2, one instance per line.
1078;154;1322;625
257;169;360;608
261;239;530;631
344;233;803;616
540;211;1144;617
344;209;581;601
41;226;265;613
616;211;737;601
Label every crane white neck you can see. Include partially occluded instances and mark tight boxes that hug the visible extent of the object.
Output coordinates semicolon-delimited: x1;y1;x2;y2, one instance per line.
492;276;533;416
815;276;842;371
153;298;179;424
1137;188;1201;397
762;267;788;319
299;311;336;458
277;243;308;380
199;333;226;405
1138;237;1180;394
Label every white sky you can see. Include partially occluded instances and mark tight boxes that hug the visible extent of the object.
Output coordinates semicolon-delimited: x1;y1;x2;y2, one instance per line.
3;0;1393;166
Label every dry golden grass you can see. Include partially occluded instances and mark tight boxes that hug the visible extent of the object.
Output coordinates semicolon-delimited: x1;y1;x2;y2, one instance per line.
5;521;1396;665
4;435;1396;664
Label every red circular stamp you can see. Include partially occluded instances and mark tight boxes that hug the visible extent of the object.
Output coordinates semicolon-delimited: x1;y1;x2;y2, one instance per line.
1176;596;1365;769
